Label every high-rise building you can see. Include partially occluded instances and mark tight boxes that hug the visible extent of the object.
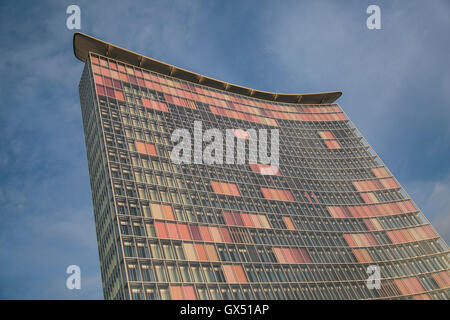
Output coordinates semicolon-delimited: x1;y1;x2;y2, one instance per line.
74;32;450;300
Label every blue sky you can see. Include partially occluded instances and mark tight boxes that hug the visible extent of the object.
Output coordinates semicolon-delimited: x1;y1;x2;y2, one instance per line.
0;0;449;299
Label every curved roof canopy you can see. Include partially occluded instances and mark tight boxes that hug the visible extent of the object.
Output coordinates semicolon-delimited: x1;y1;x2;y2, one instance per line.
73;32;342;105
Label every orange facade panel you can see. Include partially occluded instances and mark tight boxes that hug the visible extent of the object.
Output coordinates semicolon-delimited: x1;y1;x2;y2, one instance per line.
249;163;281;176
372;167;390;178
209;105;278;127
343;233;378;247
169;286;184;300
183;286;197;300
155;221;234;243
141;97;169;113
205;244;219;261
211;181;240;197
154;221;168;239
135;141;147;154
353;178;398;192
318;131;342;149
169;285;197;300
222;265;247;283
394;277;425;296
386;225;438;244
412;294;431;300
324;140;342;149
431;271;450;289
135;141;158;156
182;243;197;261
166;222;180;239
360;192;379;204
273;247;312;264
261;188;295;201
327;200;416;218
352;248;373;263
194;243;208;261
363;218;383;231
233;129;250;139
318;131;335;140
223;212;271;229
150;203;174;220
282;216;296;230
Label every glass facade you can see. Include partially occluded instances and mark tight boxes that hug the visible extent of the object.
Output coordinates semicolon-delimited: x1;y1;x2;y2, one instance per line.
76;39;450;300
